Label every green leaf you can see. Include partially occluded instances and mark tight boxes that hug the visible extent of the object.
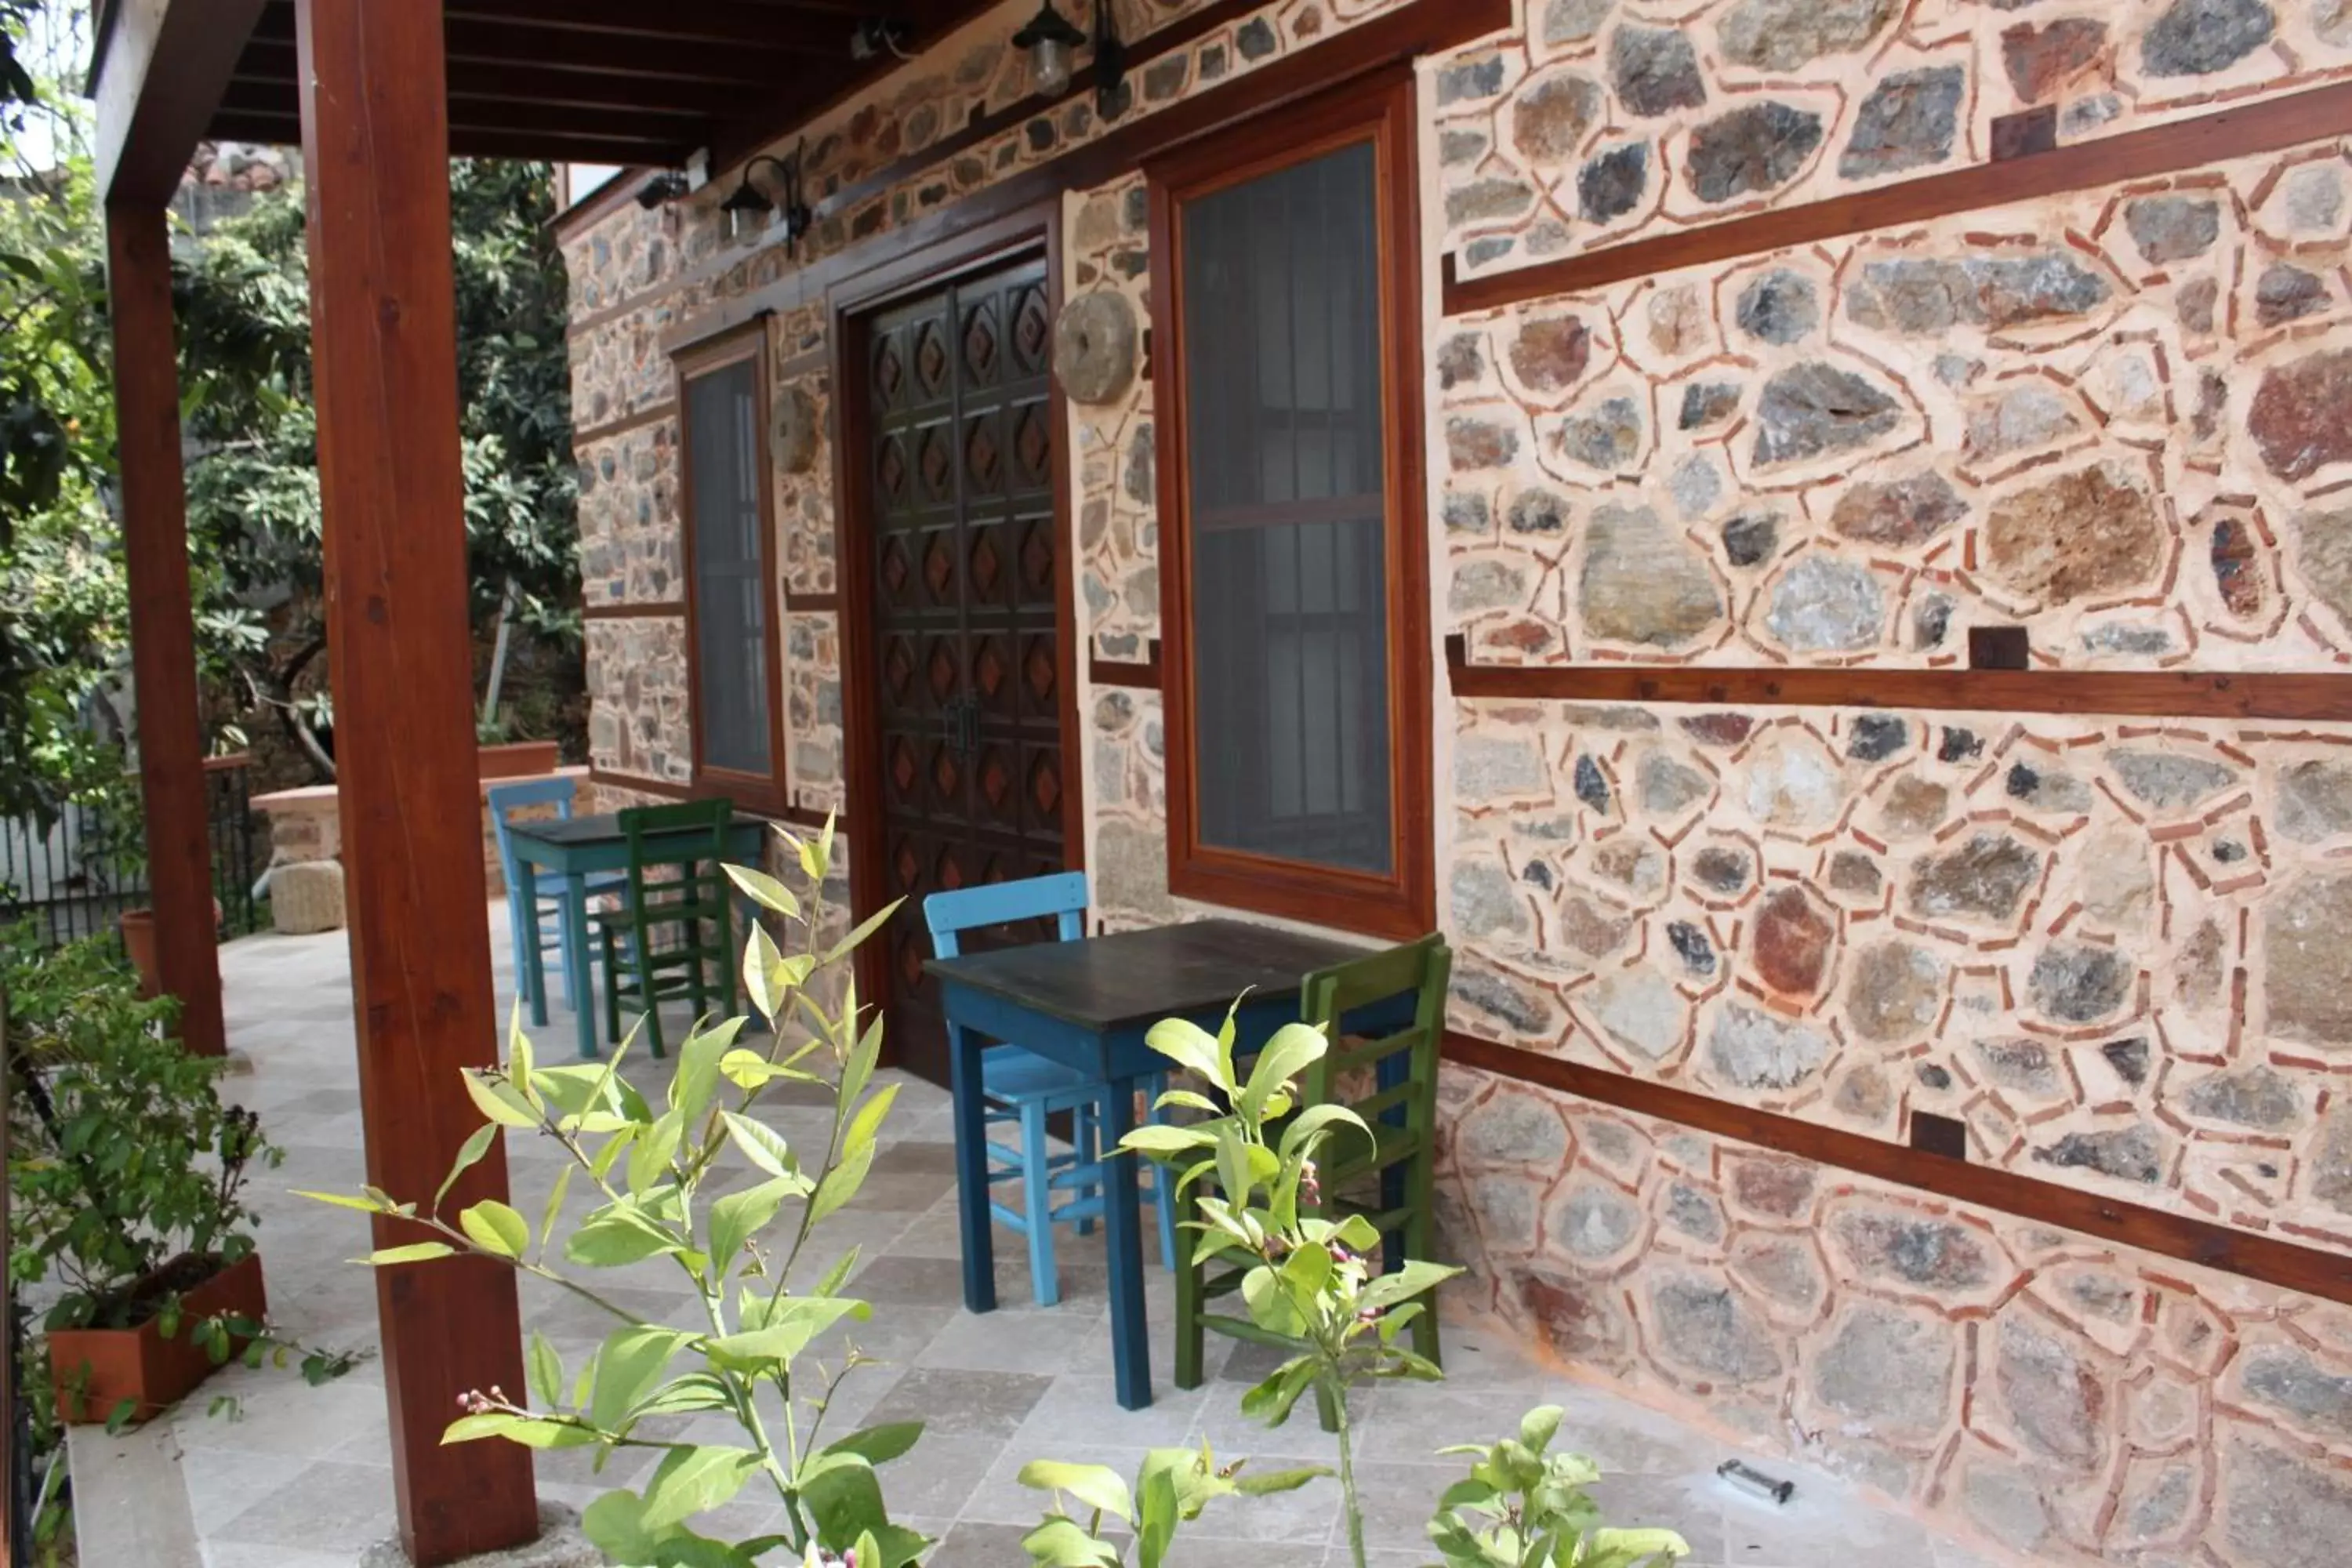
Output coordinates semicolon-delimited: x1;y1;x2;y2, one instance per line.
459;1200;529;1259
626;1110;686;1196
742;922;788;1020
843;1082;899;1158
839;1004;883;1113
1142;1016;1229;1091
671;1016;747;1123
1017;1459;1134;1524
811;1245;862;1298
1119;1123;1217;1159
1240;1021;1327;1120
527;1331;563;1409
508;1018;537;1108
705;1296;869;1372
724;862;802;918
358;1242;455;1266
441;1412;597;1449
294;1189;389;1213
1237;1355;1316;1427
589;1325;694;1428
720;1112;800;1180
461;1069;540;1130
566;1203;677;1268
538;1163;574;1254
707;1176;800;1276
639;1443;763;1531
807;1138;877;1230
1232;1464;1330;1495
434;1123;501;1212
1277;1102;1369;1164
1359;1258;1460;1314
1020;1516;1123;1568
580;1490;655;1564
823;1421;924;1466
822;896;902;966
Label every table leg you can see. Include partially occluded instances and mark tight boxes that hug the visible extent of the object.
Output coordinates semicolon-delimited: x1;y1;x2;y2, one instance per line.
949;1015;997;1316
565;871;596;1061
1099;1069;1151;1410
517;858;550;1029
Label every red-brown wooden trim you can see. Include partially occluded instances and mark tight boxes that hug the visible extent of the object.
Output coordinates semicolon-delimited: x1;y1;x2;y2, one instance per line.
1089;639;1162;690
1148;69;1436;944
583;600;687;620
587;765;841;830
587;765;690;800
1443;637;2352;722
602;0;1513;355
1442;79;2352;318
292;1;537;1557
201;751;253;774
107;202;227;1061
572;397;677;447
782;590;840;614
674;316;791;816
1445;1031;2352;1308
829;202;1079;1057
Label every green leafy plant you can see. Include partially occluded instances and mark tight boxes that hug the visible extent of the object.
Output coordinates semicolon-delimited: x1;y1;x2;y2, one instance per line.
1015;1446;1325;1566
4;924;361;1424
1427;1407;1689;1568
301;818;931;1567
1100;1009;1460;1568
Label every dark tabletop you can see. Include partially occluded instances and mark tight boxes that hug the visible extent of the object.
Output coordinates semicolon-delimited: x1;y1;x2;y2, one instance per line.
922;918;1376;1031
509;810;768;846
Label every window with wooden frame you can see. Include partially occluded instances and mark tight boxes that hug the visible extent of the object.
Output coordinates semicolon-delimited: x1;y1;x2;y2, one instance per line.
1145;71;1434;940
676;324;787;812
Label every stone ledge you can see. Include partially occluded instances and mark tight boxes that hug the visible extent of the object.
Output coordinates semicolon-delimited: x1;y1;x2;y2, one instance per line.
361;1502;599;1568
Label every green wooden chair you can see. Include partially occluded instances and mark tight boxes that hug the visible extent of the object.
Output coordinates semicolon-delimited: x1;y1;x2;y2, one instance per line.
1171;932;1452;1418
597;798;738;1060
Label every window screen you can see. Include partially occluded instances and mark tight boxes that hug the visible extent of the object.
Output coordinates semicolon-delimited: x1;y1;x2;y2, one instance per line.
685;358;772;778
1179;140;1392;875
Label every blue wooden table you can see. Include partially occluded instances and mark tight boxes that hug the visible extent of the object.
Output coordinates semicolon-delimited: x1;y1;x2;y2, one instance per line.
924;917;1382;1410
506;809;768;1060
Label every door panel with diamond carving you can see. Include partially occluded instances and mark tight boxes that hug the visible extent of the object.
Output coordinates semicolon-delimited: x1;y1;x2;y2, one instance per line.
864;257;1068;1084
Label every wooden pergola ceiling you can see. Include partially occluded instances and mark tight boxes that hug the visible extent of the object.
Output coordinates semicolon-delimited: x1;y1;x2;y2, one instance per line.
206;0;999;170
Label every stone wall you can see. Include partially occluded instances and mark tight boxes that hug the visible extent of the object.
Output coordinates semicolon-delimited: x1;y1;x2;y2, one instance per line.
1436;0;2352;282
1436;1059;2352;1566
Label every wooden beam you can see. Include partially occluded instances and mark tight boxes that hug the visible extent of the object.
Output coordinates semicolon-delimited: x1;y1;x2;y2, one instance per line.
1442;638;2352;722
1442;79;2352;317
104;203;227;1061
93;0;269;206
1446;1031;2352;1308
446;0;862;46
292;2;538;1561
221;77;711;139
234;36;777;115
254;1;833;73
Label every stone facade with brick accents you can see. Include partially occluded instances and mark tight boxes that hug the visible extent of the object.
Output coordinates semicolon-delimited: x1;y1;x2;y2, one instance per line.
561;0;2352;1555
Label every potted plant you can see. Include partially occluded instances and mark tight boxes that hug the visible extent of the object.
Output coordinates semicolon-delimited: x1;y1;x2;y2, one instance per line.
303;818;1690;1568
4;927;343;1425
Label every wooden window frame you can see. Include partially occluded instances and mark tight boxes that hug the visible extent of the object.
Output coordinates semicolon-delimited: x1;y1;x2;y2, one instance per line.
675;319;789;815
1145;68;1435;942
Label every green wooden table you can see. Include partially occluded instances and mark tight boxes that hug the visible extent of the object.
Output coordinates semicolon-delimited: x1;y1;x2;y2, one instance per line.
506;808;768;1059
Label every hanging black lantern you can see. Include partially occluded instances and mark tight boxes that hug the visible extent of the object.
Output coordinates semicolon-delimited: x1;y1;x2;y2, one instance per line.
1011;0;1087;95
1091;0;1127;117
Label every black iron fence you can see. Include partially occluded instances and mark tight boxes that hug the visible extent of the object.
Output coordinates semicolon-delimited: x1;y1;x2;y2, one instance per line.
0;755;267;952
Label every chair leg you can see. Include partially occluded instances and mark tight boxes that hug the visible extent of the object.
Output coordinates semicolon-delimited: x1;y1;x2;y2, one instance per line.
601;927;622;1047
1072;1104;1095;1239
1407;1149;1442;1369
1147;1073;1177;1272
507;895;532;1007
1020;1100;1059;1308
1172;1210;1204;1391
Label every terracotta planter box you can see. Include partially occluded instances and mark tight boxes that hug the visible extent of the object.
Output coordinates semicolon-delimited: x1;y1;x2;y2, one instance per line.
48;1251;268;1425
478;741;561;780
118;901;227;1000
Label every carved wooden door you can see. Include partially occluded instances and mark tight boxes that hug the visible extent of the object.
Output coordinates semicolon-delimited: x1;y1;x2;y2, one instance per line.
865;256;1067;1084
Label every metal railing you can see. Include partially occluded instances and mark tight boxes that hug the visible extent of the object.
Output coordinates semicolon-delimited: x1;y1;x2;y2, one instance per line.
0;755;267;952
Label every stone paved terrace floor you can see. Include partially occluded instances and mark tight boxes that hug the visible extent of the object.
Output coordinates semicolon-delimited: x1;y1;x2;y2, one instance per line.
71;914;1998;1568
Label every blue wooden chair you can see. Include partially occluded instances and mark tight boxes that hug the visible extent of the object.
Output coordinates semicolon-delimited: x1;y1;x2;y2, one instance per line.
924;871;1178;1307
488;777;624;1015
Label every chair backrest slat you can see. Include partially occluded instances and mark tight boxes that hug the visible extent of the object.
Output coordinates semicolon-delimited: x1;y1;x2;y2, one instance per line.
617;799;733;915
1298;933;1450;1162
487;776;579;895
923;870;1089;959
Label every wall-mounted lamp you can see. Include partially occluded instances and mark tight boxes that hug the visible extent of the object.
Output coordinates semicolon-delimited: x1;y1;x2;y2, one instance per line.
1011;0;1087;96
1091;0;1127;116
634;171;691;209
718;146;815;252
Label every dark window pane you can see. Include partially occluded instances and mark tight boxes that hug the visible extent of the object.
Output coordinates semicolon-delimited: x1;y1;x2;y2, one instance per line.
1180;140;1391;875
685;359;771;777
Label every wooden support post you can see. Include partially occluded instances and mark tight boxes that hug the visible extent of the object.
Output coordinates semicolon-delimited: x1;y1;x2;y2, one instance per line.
293;1;539;1560
104;203;227;1060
